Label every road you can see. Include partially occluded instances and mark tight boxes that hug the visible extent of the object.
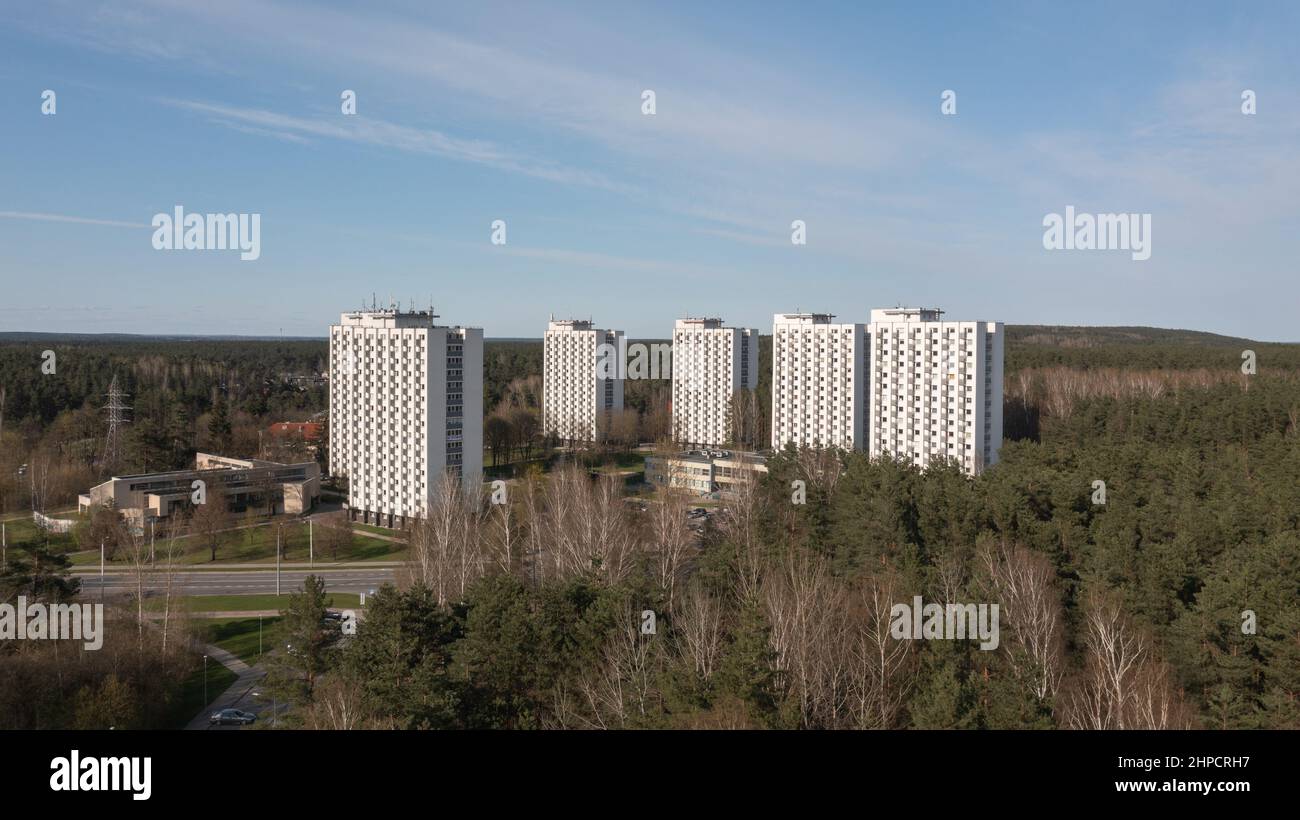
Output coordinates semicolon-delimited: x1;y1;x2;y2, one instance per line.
72;567;396;597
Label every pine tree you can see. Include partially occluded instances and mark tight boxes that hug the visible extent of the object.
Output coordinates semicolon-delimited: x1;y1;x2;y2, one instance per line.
208;391;232;453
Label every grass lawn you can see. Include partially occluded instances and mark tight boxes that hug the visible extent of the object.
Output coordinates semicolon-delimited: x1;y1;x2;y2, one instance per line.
601;450;648;469
2;515;82;553
164;657;238;729
148;592;362;613
196;616;284;666
351;522;397;536
68;522;405;566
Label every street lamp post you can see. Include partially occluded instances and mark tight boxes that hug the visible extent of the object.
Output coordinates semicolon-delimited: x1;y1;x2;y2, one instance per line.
203;654;209;704
259;614;263;658
100;538;105;602
276;524;281;595
254;690;278;729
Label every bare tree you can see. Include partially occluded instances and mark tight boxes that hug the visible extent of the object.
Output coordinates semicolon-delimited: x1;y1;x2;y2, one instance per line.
794;446;844;499
647;478;693;613
484;414;512;466
519;470;548;587
28;452;53;515
1062;590;1194;729
316;512;353;562
978;539;1065;702
728;388;764;451
609;408;640;451
539;465;637;584
303;674;369;730
715;467;769;604
156;511;190;656
575;605;660;729
115;514;153;651
190;493;231;562
486;489;519;575
672;583;725;681
405;472;485;604
454;489;487;599
509;407;540;462
846;563;915;729
763;549;848;728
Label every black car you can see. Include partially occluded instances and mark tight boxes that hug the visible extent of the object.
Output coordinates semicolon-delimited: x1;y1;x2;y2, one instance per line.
209;708;257;726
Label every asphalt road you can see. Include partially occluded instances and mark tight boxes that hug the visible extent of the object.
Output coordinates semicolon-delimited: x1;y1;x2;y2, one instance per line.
73;568;396;597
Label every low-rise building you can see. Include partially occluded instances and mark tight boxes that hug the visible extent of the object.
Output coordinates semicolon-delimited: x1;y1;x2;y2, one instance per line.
78;453;320;523
645;449;769;496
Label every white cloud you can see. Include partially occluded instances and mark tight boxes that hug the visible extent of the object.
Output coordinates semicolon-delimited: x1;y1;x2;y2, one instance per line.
0;211;148;229
163;98;631;192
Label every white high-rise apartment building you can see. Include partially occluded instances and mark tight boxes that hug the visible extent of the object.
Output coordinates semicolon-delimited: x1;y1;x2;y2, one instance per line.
329;308;484;528
671;317;758;447
543;318;624;442
771;313;867;451
867;307;1003;474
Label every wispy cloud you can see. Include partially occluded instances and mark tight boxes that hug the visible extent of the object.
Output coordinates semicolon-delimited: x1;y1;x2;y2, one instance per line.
163;98;631;192
0;211;148;229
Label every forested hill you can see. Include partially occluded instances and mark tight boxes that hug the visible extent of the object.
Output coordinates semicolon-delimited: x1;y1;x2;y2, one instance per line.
1006;325;1300;371
0;332;322;342
1008;325;1261;346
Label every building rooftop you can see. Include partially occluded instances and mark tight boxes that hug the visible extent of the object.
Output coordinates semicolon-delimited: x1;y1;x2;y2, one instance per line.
676;317;725;328
547;317;596;331
775;312;840;324
870;307;946;323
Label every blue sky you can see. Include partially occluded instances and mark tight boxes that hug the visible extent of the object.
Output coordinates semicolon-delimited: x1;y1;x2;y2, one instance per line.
1;1;1297;339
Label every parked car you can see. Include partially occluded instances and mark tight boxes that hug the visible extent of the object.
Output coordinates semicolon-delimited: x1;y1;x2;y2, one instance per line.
209;708;256;726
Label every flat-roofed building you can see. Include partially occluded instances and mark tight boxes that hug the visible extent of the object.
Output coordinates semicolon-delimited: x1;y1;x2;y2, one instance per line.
329;308;484;528
867;307;1003;474
671;317;759;447
543;317;624;443
771;312;867;452
645;449;769;496
78;453;320;522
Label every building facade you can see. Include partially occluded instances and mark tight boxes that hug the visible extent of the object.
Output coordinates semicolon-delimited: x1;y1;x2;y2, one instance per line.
671;317;758;447
79;453;320;522
645;449;768;496
543;318;624;442
770;313;867;451
329;309;484;527
866;308;1004;473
